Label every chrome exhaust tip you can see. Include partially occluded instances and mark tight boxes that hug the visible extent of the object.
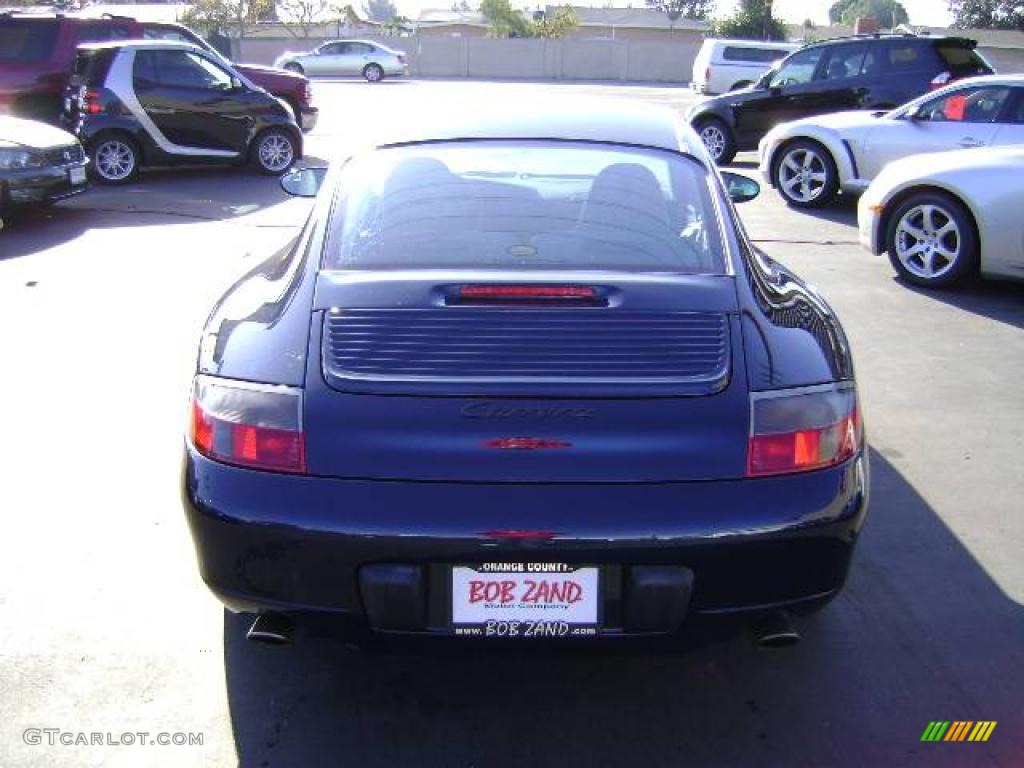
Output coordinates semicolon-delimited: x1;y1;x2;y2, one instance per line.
752;611;801;649
246;613;294;646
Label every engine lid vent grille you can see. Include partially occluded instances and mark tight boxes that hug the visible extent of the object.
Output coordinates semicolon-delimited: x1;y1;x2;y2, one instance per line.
323;308;730;393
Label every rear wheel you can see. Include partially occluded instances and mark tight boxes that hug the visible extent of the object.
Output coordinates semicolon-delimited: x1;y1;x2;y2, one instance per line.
772;139;838;208
89;133;139;184
729;80;752;91
251;128;297;175
363;63;384;82
283;62;304;74
694;118;736;165
885;192;978;289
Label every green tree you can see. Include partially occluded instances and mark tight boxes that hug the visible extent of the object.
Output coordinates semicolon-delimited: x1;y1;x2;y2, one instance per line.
828;0;909;26
363;0;397;22
949;0;1024;29
181;0;271;38
531;5;579;38
279;0;336;37
479;0;578;38
480;0;531;36
711;0;787;40
644;0;714;25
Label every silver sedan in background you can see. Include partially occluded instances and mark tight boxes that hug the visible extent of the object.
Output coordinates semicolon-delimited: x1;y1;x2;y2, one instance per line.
859;145;1024;289
275;40;408;81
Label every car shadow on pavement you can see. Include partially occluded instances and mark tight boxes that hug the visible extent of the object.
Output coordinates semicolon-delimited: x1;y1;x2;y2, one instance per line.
788;195;859;229
222;450;1024;768
896;278;1024;331
0;170;312;261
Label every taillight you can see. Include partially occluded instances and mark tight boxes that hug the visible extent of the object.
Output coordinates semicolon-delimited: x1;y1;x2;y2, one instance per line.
397;53;407;65
456;284;600;305
189;375;305;474
705;67;710;82
747;384;861;477
930;71;953;90
303;81;313;104
81;88;104;114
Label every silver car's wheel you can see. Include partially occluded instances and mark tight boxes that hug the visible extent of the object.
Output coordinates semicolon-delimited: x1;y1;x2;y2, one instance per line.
363;63;384;82
90;136;138;184
283;62;303;74
774;141;837;208
252;129;296;175
886;193;978;288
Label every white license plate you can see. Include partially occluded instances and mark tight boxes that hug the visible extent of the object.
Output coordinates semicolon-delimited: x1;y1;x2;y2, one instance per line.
69;166;86;185
451;564;599;637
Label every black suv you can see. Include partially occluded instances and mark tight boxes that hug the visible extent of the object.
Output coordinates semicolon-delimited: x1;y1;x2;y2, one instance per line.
63;40;302;183
688;34;994;164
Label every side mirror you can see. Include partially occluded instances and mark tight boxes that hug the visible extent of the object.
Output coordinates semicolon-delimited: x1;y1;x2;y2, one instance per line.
230;77;243;91
280;166;327;197
721;171;760;204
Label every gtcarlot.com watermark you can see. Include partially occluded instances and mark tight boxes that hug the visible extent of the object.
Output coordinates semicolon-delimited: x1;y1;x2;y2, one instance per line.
23;728;203;747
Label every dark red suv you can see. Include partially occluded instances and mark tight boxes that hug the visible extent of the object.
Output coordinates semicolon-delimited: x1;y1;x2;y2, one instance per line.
0;13;317;132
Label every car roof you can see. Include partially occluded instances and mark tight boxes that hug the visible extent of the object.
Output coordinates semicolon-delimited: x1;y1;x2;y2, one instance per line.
323;39;383;46
800;32;977;49
76;39;205;53
927;72;1024;91
369;100;704;158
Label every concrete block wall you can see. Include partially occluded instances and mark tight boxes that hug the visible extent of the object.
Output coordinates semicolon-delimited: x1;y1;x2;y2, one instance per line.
234;35;703;83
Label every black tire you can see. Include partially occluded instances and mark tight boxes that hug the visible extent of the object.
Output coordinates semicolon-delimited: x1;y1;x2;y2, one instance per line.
730;80;752;91
771;139;838;208
362;63;384;82
250;128;297;175
884;191;978;289
283;62;304;74
88;132;139;185
694;117;736;165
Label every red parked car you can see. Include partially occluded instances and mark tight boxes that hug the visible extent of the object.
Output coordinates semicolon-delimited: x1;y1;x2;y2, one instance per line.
0;13;317;132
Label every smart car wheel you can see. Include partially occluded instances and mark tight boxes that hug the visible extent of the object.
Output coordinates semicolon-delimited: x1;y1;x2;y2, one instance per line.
251;129;296;175
283;62;303;74
885;192;978;289
89;133;139;185
694;118;735;165
363;63;384;82
773;140;838;208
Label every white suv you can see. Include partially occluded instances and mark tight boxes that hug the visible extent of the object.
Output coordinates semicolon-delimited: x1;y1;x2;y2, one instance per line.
691;39;798;95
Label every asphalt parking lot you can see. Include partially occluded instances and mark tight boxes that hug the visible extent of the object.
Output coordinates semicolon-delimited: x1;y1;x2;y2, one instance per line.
1;78;1022;768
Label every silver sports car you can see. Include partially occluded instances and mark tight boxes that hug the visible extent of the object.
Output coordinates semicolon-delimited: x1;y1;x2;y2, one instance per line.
274;40;407;82
859;145;1024;288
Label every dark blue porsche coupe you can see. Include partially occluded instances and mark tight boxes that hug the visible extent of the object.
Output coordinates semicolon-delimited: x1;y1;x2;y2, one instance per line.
182;103;867;647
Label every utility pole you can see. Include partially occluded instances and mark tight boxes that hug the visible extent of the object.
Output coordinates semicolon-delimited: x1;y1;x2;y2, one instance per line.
763;0;773;40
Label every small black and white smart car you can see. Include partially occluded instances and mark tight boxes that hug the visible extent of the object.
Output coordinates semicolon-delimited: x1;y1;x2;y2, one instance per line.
62;40;303;184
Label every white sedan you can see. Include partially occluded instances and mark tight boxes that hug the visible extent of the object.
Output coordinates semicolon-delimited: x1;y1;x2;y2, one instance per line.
275;40;407;82
858;145;1024;288
759;74;1024;208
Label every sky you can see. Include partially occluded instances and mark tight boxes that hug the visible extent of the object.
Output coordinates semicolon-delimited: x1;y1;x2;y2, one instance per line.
394;0;954;27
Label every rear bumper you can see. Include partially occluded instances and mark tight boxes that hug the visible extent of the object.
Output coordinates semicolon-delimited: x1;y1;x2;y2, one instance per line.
182;446;869;638
0;162;89;214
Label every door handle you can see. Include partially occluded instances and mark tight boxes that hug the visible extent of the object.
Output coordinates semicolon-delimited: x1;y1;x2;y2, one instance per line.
959;137;984;148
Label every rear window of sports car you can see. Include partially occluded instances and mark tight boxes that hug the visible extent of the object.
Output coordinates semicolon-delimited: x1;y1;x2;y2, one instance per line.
323;141;725;274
